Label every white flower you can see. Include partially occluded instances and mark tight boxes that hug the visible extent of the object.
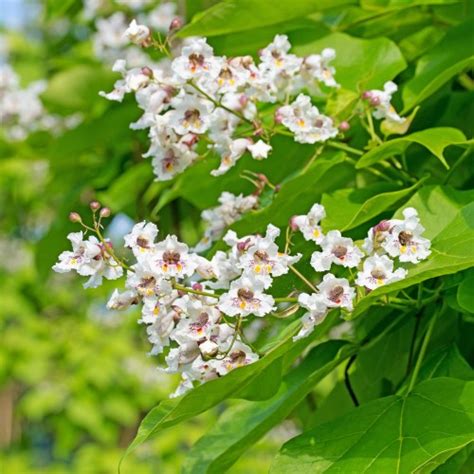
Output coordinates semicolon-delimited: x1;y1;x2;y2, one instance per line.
151;235;197;278
301;48;338;89
172;38;221;82
356;255;407;290
259;34;302;79
218;276;275;317
52;232;123;288
106;289;138;310
278;94;337;144
383;208;431;263
293;292;328;341
247;140;272;160
293;203;326;243
213;341;259;376
367;81;405;124
318;274;355;311
311;230;363;271
151;144;196;181
126;261;174;299
210;138;251;176
124;221;158;258
166;92;214;135
238;224;301;288
124;19;151;46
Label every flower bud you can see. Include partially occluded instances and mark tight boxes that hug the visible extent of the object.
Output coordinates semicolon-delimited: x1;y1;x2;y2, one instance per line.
192;282;203;292
274;108;283;124
141;66;154;78
362;91;372;100
100;207;111;218
199;340;219;359
374;220;391;232
89;201;101;211
370;96;381;107
169;17;183;31
289;216;299;231
237;238;252;252
339;121;350;131
238;94;248;108
69;212;82;223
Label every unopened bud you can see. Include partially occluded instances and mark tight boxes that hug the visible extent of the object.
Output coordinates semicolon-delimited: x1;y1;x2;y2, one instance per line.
141;66;153;78
274;184;281;193
257;173;269;184
237;238;251;252
362;91;372;100
100;207;111;218
374;220;391;233
238;94;248;108
69;212;82;223
169;17;183;31
90;201;101;211
274;108;283;124
192;282;203;292
339;121;350;132
289;216;299;231
370;96;381;106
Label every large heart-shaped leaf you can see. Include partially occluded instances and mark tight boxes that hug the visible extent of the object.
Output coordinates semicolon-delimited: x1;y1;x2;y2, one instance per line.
182;341;356;474
402;21;474;113
356;128;468;170
271;377;474;473
178;0;355;37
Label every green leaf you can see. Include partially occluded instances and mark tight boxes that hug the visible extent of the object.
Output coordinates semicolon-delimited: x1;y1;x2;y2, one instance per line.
417;344;474;383
402;21;474;113
41;65;116;114
457;270;474;314
293;33;406;91
178;0;355;38
356;127;467;170
120;316;337;469
183;341;356;474
352;186;474;318
321;179;424;232
271;377;474;474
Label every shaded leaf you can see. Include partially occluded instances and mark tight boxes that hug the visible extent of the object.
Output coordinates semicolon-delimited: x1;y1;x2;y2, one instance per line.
271;378;474;473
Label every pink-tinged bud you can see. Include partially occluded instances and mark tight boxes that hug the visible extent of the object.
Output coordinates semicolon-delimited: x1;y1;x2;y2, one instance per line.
339;121;350;131
374;220;391;232
192;282;203;292
237;238;252;253
69;212;82;223
141;66;153;78
89;201;101;211
257;173;269;184
169;17;183;31
238;94;248;108
370;96;381;107
177;290;186;297
274;108;283;124
289;216;299;231
362;91;372;100
100;207;111;218
274;184;281;193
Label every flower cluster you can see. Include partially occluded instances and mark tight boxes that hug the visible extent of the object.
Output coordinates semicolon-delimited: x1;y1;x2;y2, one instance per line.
53;200;430;396
100;25;340;181
0;64;81;142
290;204;430;340
53;203;301;396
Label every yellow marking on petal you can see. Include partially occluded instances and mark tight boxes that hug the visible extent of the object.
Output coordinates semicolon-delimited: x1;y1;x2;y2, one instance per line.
254;265;261;274
411;246;417;253
265;264;272;273
377;278;384;286
176;263;182;271
182;120;189;127
229;79;235;85
239;301;247;309
218;78;224;86
400;246;407;254
162;264;168;272
153;307;160;315
70;258;77;264
275;59;283;67
297;119;306;127
145;289;154;296
313;228;320;237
